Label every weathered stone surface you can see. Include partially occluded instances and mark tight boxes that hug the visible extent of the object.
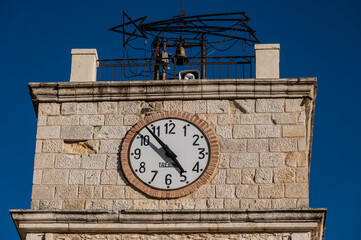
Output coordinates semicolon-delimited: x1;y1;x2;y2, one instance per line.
285;183;308;198
218;153;230;168
241;199;271;209
298;138;307;151
55;186;78;199
124;187;146;199
123;115;140;126
233;125;254;138
217;114;240;125
163;101;182;111
206;199;223;209
99;140;121;153
272;199;297;209
42;140;63;153
113;200;133;210
32;186;55;200
298;111;306;123
32;170;42;185
242;169;256;184
105;114;123;126
255;125;280;138
248;139;268;152
241;113;271;124
274;168;295;183
183;100;206;113
233;99;255;113
62;199;85;210
259;184;284;199
271;113;298;124
55;155;81;169
292;232;311;240
34;153;54;169
78;186;94;199
255;168;273;183
47;115;79;126
99;102;117;114
100;170;118;185
106;155;118;169
133;200;158;210
285;152;307;167
77;103;97;114
226;169;241;184
119;101;141;114
81;154;106;169
37;126;60;139
220;139;246;152
211;169;226;184
61;103;77;115
224;199;239;209
42;169;68;184
197;114;218;126
85;170;101;185
236;185;258;198
38;200;61;210
61;126;93;140
270;138;297;152
38;103;60;116
69;170;84;185
94;126;126;139
37;116;47;126
216;125;232;138
80;115;104;126
285;99;304;112
256;99;284;113
35;141;42;153
63;141;97;154
207;100;230;113
230;153;259;168
283;125;305;137
296;168;308;183
103;186;124;198
192;185;215;198
260;153;284;167
85;200;113;210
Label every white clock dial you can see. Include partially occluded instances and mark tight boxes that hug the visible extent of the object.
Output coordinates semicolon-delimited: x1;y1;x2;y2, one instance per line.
128;118;210;190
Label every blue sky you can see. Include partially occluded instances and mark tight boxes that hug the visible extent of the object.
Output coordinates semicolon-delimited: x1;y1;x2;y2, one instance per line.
1;0;360;239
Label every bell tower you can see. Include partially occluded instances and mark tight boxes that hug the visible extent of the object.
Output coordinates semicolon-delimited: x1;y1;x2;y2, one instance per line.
11;11;326;240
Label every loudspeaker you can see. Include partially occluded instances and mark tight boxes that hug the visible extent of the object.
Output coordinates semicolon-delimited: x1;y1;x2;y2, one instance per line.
179;70;200;80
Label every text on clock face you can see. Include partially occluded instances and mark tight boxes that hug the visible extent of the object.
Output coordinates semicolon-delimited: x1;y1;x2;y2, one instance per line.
129;118;211;190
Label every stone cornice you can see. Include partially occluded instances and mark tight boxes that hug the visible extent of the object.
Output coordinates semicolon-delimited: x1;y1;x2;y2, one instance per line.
11;209;326;240
28;78;317;112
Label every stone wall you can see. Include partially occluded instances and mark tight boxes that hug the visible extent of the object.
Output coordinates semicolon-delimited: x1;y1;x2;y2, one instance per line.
31;97;310;211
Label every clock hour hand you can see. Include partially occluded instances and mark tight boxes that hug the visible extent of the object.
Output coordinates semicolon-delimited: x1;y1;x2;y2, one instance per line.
145;126;185;173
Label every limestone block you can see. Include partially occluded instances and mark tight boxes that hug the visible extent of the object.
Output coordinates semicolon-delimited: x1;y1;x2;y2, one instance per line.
55;155;81;169
192;185;215;198
241;199;271;209
81;154;106;169
242;168;256;184
216;125;232;138
42;140;63;153
32;169;42;185
207;100;230;113
125;187;146;199
69;170;85;185
94;186;103;198
105;114;123;126
37;116;46;126
80;115;104;126
63;141;98;154
62;199;85;210
133;200;159;210
77;103;98;114
219;153;230;168
285;99;305;112
285;183;308;198
38;200;61;210
233;125;254;138
85;200;113;210
296;168;308;183
224;199;239;209
99;102;117;114
120;101;142;115
123;115;140;126
255;44;280;79
272;199;297;209
270;138;297;152
217;114;241;125
274;168;296;183
34;153;54;169
55;186;78;199
85;170;101;185
226;169;241;184
35;141;42;153
256;99;284;113
255;125;280;138
236;185;258;198
260;153;284;167
42;169;68;184
70;49;98;82
103;186;125;199
117;174;127;186
61;103;77;115
255;168;273;183
78;186;94;199
183;100;206;113
292;232;311;240
94;126;127;139
61;126;93;140
113;200;133;211
37;126;60;139
47;115;79;126
241;113;271;124
206;199;224;209
32;185;55;200
38;103;60;116
163;101;183;111
285;152;307;167
99;140;122;153
233;99;255;113
297;199;309;208
100;170;118;185
259;184;284;199
106;155;118;169
283;125;305;137
220;139;246;152
230;153;259;168
211;169;226;184
271;113;298;124
298;138;307;151
298;111;306;123
197;114;218;126
25;233;44;240
247;139;268;152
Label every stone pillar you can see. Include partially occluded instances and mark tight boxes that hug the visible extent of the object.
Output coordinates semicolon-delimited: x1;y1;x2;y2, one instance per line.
70;49;98;82
255;44;280;79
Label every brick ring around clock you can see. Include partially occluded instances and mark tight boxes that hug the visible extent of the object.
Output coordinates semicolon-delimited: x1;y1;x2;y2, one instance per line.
120;111;220;199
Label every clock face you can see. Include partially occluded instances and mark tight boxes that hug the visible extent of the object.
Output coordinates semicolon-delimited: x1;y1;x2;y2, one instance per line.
121;112;219;198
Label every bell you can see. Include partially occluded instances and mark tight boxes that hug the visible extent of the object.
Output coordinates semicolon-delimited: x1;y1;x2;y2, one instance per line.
173;45;189;66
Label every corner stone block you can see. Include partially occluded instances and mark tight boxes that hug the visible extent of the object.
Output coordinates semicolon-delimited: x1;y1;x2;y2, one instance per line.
256;99;284;113
61;126;93;140
36;126;60;139
286;183;309;198
38;103;60;116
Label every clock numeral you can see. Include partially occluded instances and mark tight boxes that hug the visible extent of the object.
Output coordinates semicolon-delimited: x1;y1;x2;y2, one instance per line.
139;162;146;173
140;135;150;146
192;162;200;173
183;125;187;136
164;123;175;134
165;174;172;185
180;171;187;182
198;148;206;159
152;125;160;137
134;148;141;159
193;134;200;146
150;170;158;182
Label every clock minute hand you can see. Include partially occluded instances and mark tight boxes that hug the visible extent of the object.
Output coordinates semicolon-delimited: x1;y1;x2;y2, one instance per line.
145;126;185;173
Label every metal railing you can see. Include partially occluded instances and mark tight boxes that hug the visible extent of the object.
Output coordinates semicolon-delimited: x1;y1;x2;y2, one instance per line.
97;56;254;81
